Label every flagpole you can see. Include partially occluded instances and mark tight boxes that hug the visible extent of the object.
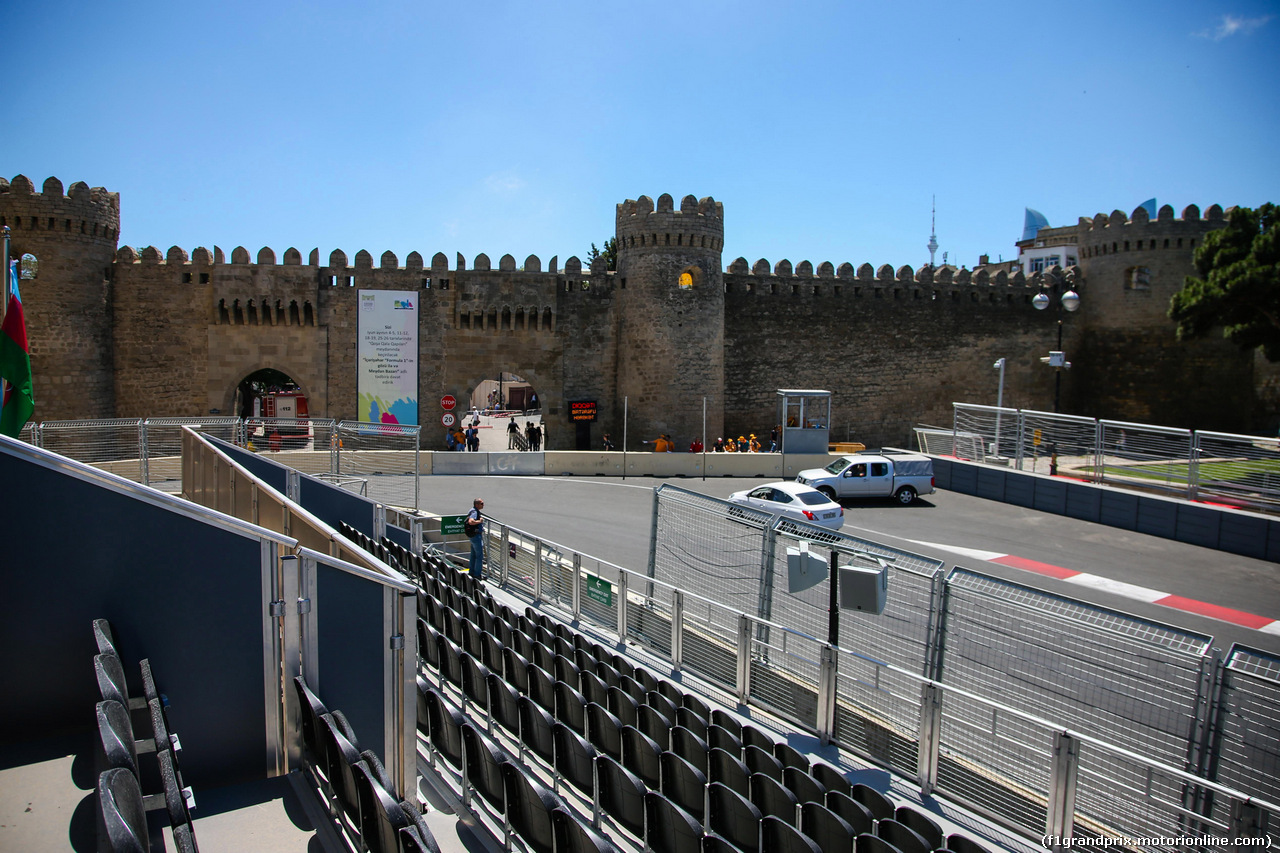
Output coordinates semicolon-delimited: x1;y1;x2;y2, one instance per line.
2;227;10;326
1;227;10;420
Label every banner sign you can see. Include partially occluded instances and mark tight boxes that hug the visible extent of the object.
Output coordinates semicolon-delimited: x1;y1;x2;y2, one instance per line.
358;290;418;425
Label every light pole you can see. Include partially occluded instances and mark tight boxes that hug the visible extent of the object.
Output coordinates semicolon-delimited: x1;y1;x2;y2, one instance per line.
1032;274;1080;413
993;358;1006;456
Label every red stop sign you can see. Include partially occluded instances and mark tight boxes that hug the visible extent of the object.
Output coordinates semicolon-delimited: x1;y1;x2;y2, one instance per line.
441;395;457;410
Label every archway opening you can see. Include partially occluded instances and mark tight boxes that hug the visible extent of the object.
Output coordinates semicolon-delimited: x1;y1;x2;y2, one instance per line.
235;368;311;450
441;372;543;452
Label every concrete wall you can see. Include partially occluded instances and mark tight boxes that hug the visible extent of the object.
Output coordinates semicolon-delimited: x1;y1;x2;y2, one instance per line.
933;454;1280;561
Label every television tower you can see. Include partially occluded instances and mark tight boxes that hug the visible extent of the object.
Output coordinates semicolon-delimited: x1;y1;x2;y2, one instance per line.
927;196;939;268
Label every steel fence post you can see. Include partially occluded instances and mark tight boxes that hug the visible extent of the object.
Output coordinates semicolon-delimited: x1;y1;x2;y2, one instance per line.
617;571;629;641
1045;731;1079;842
917;683;943;796
572;553;583;621
500;525;511;585
1189;432;1201;501
671;590;684;672
1094;421;1104;484
816;644;837;745
140;419;150;486
534;540;543;604
1015;410;1026;470
736;614;752;705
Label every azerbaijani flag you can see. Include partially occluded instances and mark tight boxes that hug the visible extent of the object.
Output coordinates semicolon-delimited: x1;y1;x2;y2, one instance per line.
0;259;34;437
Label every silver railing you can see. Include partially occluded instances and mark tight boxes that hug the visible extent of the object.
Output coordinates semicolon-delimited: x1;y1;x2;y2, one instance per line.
473;509;1278;850
926;405;1280;513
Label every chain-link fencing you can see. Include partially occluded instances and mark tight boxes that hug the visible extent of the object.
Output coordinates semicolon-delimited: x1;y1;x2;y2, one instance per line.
942;404;1280;513
335;421;420;511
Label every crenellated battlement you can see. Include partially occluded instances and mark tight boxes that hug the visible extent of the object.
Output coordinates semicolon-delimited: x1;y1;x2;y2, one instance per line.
615;193;725;253
111;244;585;278
1069;202;1227;262
0;174;120;244
723;254;1068;304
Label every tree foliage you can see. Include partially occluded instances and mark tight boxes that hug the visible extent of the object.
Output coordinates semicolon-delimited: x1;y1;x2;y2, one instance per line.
586;237;617;271
1169;203;1280;360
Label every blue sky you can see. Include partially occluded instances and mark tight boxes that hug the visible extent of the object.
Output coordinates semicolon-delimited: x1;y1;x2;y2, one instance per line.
8;1;1278;272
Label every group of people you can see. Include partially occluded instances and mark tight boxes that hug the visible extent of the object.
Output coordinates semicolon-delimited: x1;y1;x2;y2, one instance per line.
446;414;482;451
506;418;543;450
711;434;765;453
633;425;781;453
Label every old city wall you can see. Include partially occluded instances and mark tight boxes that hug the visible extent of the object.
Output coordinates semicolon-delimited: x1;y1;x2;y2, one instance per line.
110;243;615;449
722;260;1064;447
0;176;120;420
5;176;1274;446
1068;204;1266;430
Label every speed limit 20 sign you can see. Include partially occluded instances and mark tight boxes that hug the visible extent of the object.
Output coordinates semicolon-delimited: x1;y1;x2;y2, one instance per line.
442;413;456;427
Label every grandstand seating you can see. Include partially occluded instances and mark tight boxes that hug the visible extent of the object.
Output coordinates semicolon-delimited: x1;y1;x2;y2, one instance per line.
367;524;997;853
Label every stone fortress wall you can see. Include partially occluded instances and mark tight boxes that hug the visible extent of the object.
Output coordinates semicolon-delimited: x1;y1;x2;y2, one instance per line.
2;174;1272;451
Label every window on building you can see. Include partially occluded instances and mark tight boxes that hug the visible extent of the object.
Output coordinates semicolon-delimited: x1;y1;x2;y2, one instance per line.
1125;266;1150;291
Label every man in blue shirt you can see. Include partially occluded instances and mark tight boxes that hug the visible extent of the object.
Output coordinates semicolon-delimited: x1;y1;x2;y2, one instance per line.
465;498;485;579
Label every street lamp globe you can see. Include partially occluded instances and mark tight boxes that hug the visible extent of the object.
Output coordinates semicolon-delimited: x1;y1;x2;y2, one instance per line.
1032;292;1051;311
1061;289;1081;312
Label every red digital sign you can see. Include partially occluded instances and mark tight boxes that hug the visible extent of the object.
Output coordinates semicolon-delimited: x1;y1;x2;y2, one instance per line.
569;401;597;422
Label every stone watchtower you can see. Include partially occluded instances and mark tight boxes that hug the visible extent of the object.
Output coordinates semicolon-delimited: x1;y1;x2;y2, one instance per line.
614;194;725;448
0;176;121;420
1068;204;1257;428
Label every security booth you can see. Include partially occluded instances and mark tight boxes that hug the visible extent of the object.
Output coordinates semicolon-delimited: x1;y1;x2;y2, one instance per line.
778;389;831;454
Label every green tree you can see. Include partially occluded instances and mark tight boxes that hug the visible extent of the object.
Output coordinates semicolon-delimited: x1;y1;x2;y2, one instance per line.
586;237;617;271
1170;203;1280;360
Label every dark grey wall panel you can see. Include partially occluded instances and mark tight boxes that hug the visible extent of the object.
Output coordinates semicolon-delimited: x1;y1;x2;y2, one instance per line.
975;468;1006;502
932;457;953;490
386;525;411;548
210;437;289;494
935;456;1277;562
1005;473;1035;508
1099;490;1139;530
298;477;377;537
0;450;269;789
1136;498;1178;538
1268;524;1280;563
1064;484;1102;521
1174;505;1221;549
1219;514;1268;559
211;437;378;536
1033;479;1068;515
315;564;387;766
950;463;978;495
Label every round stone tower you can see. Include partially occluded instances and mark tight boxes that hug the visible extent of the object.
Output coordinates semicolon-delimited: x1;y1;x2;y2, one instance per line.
1068;202;1255;429
0;175;120;421
614;193;725;448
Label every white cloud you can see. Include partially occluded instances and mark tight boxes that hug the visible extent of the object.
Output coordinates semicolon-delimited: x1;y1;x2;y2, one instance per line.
1198;13;1273;40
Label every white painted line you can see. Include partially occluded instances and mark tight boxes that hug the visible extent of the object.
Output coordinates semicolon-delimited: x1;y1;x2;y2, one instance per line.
1062;573;1168;603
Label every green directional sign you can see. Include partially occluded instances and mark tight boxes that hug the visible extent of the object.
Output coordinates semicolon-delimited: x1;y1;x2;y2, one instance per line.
586;575;613;607
440;515;468;535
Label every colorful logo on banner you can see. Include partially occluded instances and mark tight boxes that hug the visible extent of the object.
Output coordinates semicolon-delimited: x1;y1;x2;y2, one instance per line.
357;290;419;425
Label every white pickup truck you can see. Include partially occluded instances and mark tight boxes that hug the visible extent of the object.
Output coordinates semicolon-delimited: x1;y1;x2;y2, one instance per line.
796;452;936;505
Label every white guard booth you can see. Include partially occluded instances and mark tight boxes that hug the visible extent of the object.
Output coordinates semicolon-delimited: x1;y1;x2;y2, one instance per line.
778;389;831;454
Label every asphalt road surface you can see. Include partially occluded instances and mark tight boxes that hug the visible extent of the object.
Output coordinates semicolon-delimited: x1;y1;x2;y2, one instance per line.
416;472;1280;657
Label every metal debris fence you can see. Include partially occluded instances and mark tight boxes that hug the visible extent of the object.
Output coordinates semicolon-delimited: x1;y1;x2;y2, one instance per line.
477;490;1277;849
13;416;422;509
916;404;1280;513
